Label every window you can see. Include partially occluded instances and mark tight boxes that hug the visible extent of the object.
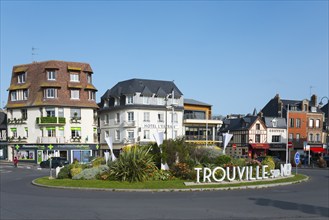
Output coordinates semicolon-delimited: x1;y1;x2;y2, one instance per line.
104;114;109;125
309;133;313;142
157;98;164;105
105;130;109;138
272;119;277;127
296;118;301;128
158;113;164;122
70;89;80;99
256;124;260;130
272;135;280;142
70;108;81;118
59;127;64;137
18;72;26;83
126;95;133;104
304;104;308;111
309;119;314;128
21;109;27;120
144;130;150;139
128;131;134;140
315;119;320;128
128;112;134;122
10;91;17;101
173;113;178;123
87;73;92;84
115;130;120;140
115;113;120;123
47;127;56;137
255;134;261;143
296;133;300;141
25;127;28;137
144;112;150;122
11;128;17;138
58;108;64;117
316;134;320;142
71;127;81;138
114;98;119;106
45;88;57;98
47;70;56;80
46;108;55;117
88;91;96;100
290;118;294;128
70;73;80;82
23;90;28;100
241;134;246;143
143;96;150;104
289;133;293;141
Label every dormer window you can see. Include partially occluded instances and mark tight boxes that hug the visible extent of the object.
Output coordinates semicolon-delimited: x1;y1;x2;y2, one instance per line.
18;72;26;83
70;73;80;82
126;95;133;104
87;73;92;84
272;119;277;127
47;70;56;80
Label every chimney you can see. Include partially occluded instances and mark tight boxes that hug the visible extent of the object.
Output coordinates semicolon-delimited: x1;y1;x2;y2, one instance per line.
310;94;317;107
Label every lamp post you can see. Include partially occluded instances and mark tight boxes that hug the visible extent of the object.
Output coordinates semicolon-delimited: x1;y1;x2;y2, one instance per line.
319;96;329;154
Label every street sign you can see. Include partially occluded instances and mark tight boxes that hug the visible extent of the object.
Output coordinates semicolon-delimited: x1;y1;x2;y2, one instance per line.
288;142;293;148
232;144;236;149
294;152;300;165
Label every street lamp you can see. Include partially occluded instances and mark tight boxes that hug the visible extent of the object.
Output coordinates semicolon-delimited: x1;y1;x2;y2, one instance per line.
319;96;329;154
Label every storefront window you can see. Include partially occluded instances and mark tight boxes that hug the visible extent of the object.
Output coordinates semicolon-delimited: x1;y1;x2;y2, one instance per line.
72;150;91;163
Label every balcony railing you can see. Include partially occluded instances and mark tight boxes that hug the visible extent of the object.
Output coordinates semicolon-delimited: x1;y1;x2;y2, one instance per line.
37;136;66;144
36;117;66;125
122;121;136;127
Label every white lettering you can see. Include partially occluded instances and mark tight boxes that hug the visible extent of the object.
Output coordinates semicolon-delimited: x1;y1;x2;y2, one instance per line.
203;168;212;183
237;166;246;181
212;167;226;182
249;166;256;180
262;165;268;179
194;168;202;183
226;166;236;182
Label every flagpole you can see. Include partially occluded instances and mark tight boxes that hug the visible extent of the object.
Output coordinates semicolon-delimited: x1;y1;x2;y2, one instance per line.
286;104;289;164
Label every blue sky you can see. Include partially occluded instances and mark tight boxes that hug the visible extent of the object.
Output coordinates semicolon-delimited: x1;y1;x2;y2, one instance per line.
1;1;328;116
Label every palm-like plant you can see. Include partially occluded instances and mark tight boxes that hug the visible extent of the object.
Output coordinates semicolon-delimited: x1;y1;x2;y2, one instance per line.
109;146;158;182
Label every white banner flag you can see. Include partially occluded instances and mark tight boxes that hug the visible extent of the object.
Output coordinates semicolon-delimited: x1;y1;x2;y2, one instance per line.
104;152;109;164
105;136;117;161
222;133;233;155
153;132;169;170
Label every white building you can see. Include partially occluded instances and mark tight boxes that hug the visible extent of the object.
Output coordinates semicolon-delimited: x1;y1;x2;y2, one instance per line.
98;79;184;154
6;61;98;163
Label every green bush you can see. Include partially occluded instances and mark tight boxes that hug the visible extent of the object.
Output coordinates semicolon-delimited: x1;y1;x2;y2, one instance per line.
57;165;71;179
72;165;109;180
214;155;232;166
170;162;194;180
92;157;106;167
109;146;158;182
70;167;82;177
261;156;275;174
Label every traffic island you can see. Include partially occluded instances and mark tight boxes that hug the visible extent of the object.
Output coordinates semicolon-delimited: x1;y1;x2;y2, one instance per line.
32;173;308;192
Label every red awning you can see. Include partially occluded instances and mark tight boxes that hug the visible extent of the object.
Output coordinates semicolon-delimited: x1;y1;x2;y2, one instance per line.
310;147;325;153
250;143;270;149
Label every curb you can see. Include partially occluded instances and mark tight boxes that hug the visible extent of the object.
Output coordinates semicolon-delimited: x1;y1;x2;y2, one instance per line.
31;175;309;192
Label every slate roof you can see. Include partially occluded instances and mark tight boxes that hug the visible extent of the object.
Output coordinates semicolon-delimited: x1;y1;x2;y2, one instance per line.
221;115;258;132
0;111;7;129
102;78;183;99
184;98;211;107
263;117;286;128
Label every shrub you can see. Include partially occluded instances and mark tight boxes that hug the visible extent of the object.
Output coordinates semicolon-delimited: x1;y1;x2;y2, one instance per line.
73;165;109;180
170;162;193;180
92;157;106;167
57;165;71;179
109;146;157;182
70;167;82;177
152;170;174;181
214;155;232;166
261;156;275;174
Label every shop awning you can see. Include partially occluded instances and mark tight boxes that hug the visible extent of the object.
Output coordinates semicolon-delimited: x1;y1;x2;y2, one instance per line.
310;147;325;153
250;143;270;149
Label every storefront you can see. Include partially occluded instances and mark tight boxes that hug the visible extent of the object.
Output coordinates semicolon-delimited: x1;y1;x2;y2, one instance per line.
268;143;287;161
12;144;99;164
249;143;270;159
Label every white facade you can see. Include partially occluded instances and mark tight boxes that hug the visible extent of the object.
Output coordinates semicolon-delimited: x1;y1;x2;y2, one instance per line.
100;92;184;149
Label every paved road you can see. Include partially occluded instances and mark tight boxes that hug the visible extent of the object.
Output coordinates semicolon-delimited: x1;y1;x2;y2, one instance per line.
0;163;328;220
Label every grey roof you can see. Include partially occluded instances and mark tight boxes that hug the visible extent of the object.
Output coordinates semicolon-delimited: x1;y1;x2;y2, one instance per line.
221;115;258;132
0;112;7;129
102;78;183;99
263;117;286;128
184;98;211;106
321;103;328;118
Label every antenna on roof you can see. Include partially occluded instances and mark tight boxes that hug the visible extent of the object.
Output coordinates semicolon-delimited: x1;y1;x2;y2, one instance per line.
32;46;39;62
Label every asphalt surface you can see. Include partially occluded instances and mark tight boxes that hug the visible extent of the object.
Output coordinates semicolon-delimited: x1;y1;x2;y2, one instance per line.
0;162;328;220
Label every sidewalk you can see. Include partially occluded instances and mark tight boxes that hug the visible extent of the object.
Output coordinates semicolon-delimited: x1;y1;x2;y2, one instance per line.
0;160;39;168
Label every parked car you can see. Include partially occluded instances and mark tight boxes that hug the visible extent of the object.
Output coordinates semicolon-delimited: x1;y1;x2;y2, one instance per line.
39;157;69;168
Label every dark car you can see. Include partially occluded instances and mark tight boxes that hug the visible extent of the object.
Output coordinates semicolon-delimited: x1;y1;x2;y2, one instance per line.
40;157;69;168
